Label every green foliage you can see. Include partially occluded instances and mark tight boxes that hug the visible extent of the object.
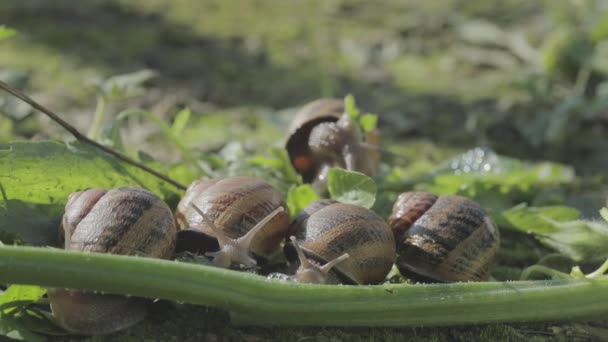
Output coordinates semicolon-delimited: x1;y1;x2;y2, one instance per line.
171;107;191;136
385;148;575;211
0;26;15;41
0;285;48;342
286;184;318;218
2;1;608;340
327;168;377;209
94;69;157;100
0;285;46;311
0;141;180;246
343;94;378;133
358;113;378;133
500;204;608;263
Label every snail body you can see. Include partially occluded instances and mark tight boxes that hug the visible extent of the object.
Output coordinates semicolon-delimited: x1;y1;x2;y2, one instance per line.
285;99;377;193
175;176;289;268
49;187;176;335
286;199;396;284
388;192;500;282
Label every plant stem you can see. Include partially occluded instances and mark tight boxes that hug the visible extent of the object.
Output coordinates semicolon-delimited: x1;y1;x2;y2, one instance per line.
1;246;608;326
87;94;107;140
0;80;186;190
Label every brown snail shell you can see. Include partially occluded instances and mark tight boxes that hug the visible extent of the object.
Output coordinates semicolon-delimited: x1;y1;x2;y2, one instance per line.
285;99;344;183
286;199;396;284
50;187;176;335
388;192;500;282
285;98;380;195
175;176;290;265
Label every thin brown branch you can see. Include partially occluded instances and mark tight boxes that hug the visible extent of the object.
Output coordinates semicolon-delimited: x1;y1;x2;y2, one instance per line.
0;79;187;190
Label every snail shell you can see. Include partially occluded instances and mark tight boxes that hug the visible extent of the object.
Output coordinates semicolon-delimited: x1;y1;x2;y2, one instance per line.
286;199;396;284
285;99;344;183
388;192;500;282
285;98;378;194
175;176;290;262
50;187;176;335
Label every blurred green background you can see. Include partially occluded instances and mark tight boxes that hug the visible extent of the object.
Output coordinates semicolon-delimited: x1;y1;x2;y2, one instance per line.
2;0;608;340
3;0;608;173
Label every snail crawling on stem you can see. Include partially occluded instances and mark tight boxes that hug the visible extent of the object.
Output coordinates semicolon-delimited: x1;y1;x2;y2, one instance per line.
48;187;177;335
285;98;379;193
388;191;500;282
175;176;290;268
277;199;396;284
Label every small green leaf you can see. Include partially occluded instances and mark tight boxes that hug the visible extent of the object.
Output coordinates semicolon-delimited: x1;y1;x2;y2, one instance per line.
0;26;16;41
359;113;378;133
100;69;158;100
344;94;359;119
500;204;608;263
600;207;608;222
500;204;582;234
0;286;50;341
172;107;191;135
327;168;376;208
0;285;46;312
286;184;319;218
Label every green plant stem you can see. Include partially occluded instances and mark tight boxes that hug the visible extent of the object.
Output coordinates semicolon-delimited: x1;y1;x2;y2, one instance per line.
87;94;107;140
1;246;608;326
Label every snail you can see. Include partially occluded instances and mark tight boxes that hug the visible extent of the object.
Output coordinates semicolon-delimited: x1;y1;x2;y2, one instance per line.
284;199;396;284
175;176;290;268
285;99;378;193
48;187;177;335
387;192;500;282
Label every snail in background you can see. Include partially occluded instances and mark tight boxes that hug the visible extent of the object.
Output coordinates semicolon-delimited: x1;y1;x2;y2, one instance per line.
285;99;378;193
175;176;290;268
281;199;395;284
49;187;177;335
388;192;500;282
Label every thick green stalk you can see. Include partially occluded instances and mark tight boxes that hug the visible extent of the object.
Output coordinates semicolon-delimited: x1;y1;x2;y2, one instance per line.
1;246;608;326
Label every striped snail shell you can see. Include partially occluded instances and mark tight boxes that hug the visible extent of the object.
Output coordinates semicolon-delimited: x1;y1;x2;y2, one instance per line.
175;176;289;268
387;192;500;282
286;199;396;284
49;187;176;335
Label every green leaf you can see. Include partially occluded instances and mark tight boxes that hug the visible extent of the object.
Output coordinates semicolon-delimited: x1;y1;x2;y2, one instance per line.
499;204;582;234
327;168;376;208
0;317;45;342
99;69;158;100
286;184;319;218
344;94;359;119
171;107;191;136
248;148;301;186
0;285;48;341
0;141;180;246
500;204;608;263
600;207;608;222
401;148;576;210
0;285;46;313
0;26;16;41
358;113;378;133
